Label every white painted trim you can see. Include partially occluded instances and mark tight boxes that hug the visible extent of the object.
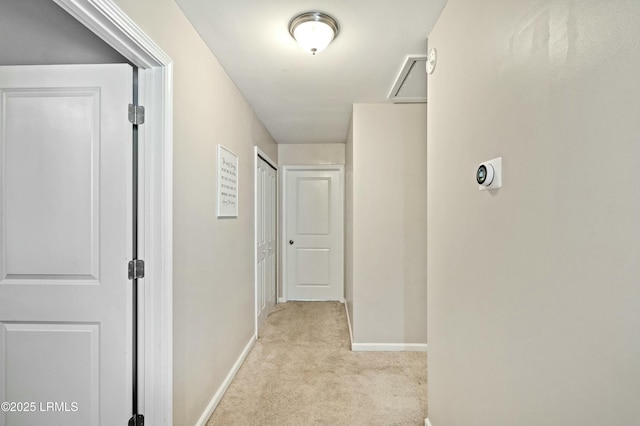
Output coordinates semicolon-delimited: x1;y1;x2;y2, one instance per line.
426;418;433;426
254;153;259;335
53;1;173;424
351;343;428;352
281;165;345;302
280;167;288;302
140;64;173;426
388;54;428;103
194;334;257;426
254;147;279;335
54;0;172;67
344;302;354;350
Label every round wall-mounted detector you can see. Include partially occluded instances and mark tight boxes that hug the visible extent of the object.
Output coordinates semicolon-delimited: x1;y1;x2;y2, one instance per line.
426;48;437;75
476;163;494;186
476;158;502;191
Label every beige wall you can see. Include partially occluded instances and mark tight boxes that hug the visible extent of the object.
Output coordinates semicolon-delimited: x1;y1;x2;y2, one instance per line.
278;143;345;165
112;1;277;425
349;103;428;344
427;0;640;425
344;116;354;331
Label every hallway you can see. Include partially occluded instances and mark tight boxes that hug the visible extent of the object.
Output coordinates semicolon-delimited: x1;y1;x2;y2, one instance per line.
207;302;427;425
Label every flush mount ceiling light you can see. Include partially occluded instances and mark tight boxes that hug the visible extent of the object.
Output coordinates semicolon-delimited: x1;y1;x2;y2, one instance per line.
289;11;339;55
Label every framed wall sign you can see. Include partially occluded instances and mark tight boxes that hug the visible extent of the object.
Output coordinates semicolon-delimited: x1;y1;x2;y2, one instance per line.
217;145;238;217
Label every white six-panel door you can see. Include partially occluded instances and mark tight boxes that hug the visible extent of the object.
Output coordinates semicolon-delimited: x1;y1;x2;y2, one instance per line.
285;167;343;301
256;156;276;329
0;64;133;425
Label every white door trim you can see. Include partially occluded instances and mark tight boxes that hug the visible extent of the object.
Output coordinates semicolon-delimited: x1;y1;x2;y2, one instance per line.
281;165;345;302
254;147;278;334
52;1;173;424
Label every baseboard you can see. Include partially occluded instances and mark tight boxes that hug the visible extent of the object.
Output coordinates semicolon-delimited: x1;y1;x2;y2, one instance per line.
194;333;257;426
426;418;433;426
278;297;286;304
351;342;428;352
343;302;354;349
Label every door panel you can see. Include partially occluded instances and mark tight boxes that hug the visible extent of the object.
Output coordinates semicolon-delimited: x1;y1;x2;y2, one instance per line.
297;178;330;235
256;157;276;329
4;89;100;278
0;64;132;426
296;249;331;285
1;323;99;424
286;169;343;301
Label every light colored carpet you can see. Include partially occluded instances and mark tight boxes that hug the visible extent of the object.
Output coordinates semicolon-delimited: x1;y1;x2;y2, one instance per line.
206;301;427;426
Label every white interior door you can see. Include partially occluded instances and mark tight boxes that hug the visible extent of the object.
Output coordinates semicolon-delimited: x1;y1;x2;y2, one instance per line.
285;167;343;301
256;156;276;329
0;64;133;425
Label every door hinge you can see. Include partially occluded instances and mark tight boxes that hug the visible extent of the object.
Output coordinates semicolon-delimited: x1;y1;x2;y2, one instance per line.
128;104;145;125
128;414;144;426
128;259;145;280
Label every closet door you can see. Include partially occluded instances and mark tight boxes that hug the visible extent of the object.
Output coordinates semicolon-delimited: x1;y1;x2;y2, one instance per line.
256;156;277;330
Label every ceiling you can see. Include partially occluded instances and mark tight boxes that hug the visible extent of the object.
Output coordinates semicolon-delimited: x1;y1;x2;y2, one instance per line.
174;0;447;144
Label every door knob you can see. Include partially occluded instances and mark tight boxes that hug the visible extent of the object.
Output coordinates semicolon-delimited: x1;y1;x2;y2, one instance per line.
289;240;294;245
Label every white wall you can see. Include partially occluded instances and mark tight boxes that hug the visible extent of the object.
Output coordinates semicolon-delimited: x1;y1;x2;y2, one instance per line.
348;103;428;345
278;143;345;166
427;0;640;425
111;1;277;425
0;0;126;65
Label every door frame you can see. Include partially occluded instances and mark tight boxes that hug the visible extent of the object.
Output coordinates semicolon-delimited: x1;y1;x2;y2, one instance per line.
254;147;278;334
53;1;173;424
281;165;345;302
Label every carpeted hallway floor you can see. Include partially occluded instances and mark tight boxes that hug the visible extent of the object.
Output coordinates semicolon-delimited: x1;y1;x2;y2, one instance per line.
206;301;427;426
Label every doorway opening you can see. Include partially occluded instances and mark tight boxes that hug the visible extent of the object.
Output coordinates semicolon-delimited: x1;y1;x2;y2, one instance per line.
0;0;174;424
282;165;344;302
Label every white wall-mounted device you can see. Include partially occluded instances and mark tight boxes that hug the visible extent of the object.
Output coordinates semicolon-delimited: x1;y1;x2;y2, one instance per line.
477;157;502;190
426;48;437;75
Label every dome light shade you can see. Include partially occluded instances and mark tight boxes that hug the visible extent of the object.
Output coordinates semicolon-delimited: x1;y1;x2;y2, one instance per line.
289;12;339;55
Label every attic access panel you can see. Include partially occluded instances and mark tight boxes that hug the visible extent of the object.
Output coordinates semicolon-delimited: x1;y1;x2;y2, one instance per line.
388;55;427;103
